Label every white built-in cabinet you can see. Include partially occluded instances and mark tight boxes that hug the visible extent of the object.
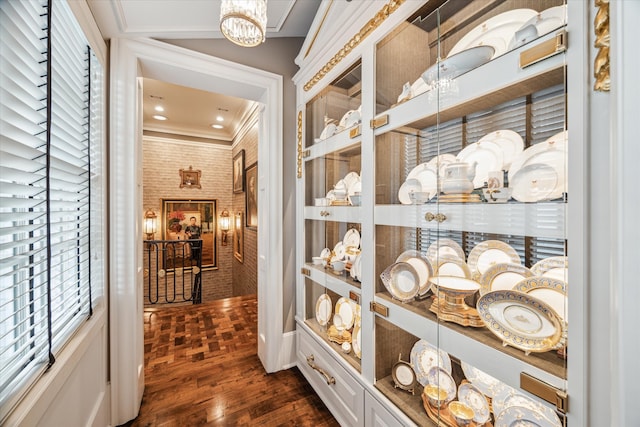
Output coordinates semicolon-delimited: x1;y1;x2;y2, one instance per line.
294;1;589;425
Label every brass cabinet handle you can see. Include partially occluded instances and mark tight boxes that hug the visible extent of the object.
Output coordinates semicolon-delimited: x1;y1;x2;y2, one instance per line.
425;212;446;223
306;355;335;385
320;210;330;217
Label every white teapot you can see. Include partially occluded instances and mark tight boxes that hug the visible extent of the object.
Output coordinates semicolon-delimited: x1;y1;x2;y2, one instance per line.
441;161;478;194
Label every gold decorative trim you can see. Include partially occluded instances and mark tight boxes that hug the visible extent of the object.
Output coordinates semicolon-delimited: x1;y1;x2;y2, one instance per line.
297;111;303;178
594;0;610;92
304;0;405;91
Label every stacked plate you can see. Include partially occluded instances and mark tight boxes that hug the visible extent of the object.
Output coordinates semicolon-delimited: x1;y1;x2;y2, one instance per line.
324;171;361;206
316;228;361;274
508;130;568;202
315;105;362;142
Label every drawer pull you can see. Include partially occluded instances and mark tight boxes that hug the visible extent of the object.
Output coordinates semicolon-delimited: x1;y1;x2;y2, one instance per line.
425;212;436;222
306;355;335;385
320;210;330;217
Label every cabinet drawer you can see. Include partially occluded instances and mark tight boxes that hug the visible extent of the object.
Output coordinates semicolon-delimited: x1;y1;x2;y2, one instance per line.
297;328;364;427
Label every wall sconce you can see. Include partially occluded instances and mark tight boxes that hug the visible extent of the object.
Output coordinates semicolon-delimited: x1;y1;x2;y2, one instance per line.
220;209;230;245
144;208;157;240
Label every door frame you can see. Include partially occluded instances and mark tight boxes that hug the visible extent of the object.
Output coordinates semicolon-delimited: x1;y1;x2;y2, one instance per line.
109;37;283;425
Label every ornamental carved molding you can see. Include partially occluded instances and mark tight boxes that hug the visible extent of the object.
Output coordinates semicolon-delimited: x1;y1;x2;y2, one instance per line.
594;0;610;92
304;0;405;91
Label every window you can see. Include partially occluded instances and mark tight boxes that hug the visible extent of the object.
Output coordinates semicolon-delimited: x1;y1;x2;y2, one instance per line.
0;0;104;420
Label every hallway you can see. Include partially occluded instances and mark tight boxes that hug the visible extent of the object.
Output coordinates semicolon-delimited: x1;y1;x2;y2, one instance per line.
129;295;339;426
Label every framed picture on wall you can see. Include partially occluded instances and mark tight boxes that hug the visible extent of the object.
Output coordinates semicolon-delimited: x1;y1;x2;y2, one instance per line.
162;199;217;270
245;162;258;229
234;211;244;263
179;165;201;189
233;149;245;193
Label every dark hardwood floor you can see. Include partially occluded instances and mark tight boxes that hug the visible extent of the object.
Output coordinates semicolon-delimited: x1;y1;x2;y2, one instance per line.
127;294;339;426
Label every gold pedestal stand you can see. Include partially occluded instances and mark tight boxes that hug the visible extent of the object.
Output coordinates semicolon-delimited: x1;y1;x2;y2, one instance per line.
327;325;351;344
429;295;484;328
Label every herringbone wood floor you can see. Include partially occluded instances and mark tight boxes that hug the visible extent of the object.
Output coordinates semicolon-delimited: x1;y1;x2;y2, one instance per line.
128;294;339;426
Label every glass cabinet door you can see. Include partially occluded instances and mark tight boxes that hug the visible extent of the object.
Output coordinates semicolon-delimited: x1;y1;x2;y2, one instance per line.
372;1;568;426
302;61;364;372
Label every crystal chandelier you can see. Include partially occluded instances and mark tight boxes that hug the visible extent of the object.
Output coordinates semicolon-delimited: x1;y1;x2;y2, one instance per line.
220;0;268;47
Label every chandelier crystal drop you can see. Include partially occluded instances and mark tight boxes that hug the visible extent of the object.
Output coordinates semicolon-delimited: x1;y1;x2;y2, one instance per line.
220;0;268;47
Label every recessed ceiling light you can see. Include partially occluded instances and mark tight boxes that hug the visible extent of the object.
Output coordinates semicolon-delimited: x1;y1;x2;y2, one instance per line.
153;115;167;121
216;115;224;122
212;124;223;129
154;106;164;112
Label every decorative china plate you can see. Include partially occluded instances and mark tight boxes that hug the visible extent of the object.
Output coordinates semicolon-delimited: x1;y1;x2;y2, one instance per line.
479;262;533;296
477;129;524;169
407;163;438;199
352;323;361;359
318;123;337;140
513;277;567;322
335;297;356;330
380;262;420;302
456;139;505;189
495;405;561;427
460;361;503;398
333;241;346;261
493;386;562;427
508;130;567;187
396;250;434;296
427;153;457;177
510;163;558;202
398;178;423;205
509;5;567;50
530;256;568;281
427;239;466;263
426;366;456;402
467;240;521;280
458;382;491;424
477;290;566;354
343;228;361;249
350;252;362;282
392;360;417;392
410;339;452;387
315;294;332;326
433;255;472;278
448;9;538;58
421;45;495;86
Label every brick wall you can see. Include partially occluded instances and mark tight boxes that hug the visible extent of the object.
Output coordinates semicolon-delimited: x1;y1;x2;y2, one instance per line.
232;123;258;295
143;136;234;303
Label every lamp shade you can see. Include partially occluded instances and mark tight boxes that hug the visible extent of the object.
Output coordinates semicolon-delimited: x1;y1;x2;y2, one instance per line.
144;208;157;239
220;0;267;47
220;209;230;231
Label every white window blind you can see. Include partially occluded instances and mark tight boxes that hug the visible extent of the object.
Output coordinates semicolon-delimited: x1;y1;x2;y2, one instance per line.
0;0;103;420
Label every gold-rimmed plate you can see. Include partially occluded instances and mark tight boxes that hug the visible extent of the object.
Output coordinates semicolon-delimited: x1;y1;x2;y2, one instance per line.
410;339;452;387
513;276;567;323
477;290;566;354
479;262;533;296
426;239;466;264
335;296;356;330
531;255;568;281
380;262;419;302
396;250;434;296
467;240;521;280
315;294;332;326
433;255;471;279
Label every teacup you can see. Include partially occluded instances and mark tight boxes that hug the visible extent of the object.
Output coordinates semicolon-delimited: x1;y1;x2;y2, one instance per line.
448;401;474;426
424;384;448;408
